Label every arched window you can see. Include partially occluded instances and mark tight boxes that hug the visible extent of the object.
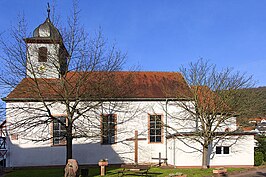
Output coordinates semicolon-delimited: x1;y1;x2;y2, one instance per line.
38;47;47;62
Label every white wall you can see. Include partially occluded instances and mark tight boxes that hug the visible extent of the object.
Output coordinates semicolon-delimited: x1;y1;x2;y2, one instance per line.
6;101;176;167
167;135;254;167
26;43;60;78
5;100;252;167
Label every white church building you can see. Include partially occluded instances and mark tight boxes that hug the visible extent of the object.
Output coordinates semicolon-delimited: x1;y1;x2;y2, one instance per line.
1;13;255;168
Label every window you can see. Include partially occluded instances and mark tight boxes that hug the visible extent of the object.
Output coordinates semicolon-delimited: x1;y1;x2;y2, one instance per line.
216;146;230;154
38;47;48;62
101;114;116;145
149;115;162;143
53;116;66;145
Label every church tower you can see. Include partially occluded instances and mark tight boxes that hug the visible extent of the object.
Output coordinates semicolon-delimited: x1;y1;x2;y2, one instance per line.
24;6;68;78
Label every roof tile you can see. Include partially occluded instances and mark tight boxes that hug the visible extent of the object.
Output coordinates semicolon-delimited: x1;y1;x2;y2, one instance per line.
5;71;193;101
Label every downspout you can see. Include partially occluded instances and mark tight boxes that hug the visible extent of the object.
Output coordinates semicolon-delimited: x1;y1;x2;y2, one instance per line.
165;99;168;164
195;104;199;131
6;124;10;167
173;137;176;167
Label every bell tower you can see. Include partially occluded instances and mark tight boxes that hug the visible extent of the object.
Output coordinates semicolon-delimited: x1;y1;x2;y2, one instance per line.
24;4;68;78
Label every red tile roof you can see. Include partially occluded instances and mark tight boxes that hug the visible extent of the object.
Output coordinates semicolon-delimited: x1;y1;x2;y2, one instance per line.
237;117;266;132
4;71;193;101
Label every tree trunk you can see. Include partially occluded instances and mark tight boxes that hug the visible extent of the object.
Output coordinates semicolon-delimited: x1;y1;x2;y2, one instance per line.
202;144;209;169
66;127;73;161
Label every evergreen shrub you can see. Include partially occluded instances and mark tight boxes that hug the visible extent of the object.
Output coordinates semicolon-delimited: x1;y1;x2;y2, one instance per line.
255;151;264;166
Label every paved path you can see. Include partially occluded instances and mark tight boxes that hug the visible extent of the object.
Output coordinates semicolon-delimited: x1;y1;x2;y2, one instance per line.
229;167;266;177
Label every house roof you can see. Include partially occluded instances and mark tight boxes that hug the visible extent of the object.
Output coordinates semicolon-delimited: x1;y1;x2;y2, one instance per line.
4;71;193;101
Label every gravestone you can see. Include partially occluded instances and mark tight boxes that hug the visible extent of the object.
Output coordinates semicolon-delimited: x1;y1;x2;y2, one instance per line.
64;159;79;177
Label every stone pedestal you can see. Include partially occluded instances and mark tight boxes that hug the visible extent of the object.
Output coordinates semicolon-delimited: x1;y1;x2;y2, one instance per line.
98;160;108;176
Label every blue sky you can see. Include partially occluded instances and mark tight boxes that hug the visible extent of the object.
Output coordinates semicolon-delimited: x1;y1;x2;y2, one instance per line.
0;0;265;86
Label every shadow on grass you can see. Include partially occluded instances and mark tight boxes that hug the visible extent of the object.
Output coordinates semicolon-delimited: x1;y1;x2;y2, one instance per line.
89;167;163;177
5;166;247;177
146;172;163;176
89;167;120;176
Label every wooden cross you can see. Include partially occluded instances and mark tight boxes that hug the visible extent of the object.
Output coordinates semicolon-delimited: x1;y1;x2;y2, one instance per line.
152;152;167;166
126;130;146;164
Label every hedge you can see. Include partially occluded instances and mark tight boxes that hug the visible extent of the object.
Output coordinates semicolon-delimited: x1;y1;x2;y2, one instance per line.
255;151;264;166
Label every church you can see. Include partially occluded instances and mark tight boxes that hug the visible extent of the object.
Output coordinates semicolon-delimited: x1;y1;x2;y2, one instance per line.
1;11;255;168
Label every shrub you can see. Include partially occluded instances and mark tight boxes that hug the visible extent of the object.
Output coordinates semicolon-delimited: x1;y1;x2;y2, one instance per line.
255;151;264;166
255;135;266;161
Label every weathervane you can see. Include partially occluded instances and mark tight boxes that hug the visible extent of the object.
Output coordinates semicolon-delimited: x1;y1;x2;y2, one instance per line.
47;3;50;19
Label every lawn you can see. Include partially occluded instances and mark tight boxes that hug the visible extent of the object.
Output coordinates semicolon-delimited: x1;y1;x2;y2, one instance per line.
4;166;245;177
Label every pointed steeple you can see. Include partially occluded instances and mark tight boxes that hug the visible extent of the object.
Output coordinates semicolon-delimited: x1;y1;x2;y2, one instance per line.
47;3;51;20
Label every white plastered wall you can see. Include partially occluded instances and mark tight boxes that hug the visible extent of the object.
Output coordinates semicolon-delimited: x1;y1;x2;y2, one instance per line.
5;100;252;167
26;43;60;78
167;135;254;167
5;100;184;167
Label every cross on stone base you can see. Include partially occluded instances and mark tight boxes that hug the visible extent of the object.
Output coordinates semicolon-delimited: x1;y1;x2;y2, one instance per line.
125;130;146;164
152;152;167;166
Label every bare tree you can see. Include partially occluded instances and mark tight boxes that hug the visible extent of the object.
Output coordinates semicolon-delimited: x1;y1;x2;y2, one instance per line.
167;59;254;168
0;1;138;162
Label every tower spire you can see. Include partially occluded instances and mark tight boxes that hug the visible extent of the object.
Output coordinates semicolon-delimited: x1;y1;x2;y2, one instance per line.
47;3;50;19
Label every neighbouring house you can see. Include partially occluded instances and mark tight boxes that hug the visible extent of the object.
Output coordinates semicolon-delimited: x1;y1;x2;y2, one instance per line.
1;13;255;168
238;118;266;133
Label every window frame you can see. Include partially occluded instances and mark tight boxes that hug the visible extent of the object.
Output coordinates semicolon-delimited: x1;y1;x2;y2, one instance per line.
38;47;48;62
148;114;163;144
216;146;230;155
101;114;117;145
51;115;67;146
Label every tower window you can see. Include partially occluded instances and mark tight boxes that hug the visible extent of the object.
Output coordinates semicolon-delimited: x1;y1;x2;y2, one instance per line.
38;47;47;62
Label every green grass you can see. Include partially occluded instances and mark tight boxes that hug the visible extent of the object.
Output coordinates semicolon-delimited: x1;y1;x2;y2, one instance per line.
4;167;245;177
4;168;63;177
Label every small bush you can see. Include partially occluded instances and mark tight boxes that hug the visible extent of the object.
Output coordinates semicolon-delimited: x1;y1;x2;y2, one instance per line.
260;151;266;162
255;151;264;166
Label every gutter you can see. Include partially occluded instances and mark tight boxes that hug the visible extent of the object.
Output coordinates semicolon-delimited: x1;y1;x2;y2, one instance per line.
2;97;193;102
